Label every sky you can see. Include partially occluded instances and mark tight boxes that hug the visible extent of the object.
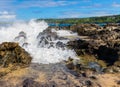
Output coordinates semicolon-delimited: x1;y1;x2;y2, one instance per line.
0;0;120;21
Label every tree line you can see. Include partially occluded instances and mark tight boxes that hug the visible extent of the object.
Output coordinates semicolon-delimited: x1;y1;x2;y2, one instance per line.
37;14;120;24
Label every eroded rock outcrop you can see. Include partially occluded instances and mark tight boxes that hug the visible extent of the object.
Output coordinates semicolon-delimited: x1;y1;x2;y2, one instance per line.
70;24;102;36
37;28;67;49
0;23;120;87
0;42;32;68
67;24;120;73
14;31;28;47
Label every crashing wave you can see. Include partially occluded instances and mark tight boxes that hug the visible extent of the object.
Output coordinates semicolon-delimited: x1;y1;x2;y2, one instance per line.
0;19;78;64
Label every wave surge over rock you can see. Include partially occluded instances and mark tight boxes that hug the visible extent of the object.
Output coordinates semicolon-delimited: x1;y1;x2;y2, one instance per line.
0;20;77;64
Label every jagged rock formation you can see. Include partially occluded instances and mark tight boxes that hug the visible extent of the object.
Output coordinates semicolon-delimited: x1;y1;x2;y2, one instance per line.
37;28;67;49
37;23;120;73
67;24;120;73
0;23;120;87
14;31;28;47
0;42;32;68
70;24;103;35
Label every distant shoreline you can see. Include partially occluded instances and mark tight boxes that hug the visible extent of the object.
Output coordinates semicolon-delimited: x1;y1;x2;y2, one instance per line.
37;14;120;24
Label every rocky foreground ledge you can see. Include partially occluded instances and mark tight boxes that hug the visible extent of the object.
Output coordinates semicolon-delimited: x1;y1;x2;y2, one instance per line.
1;63;120;87
0;41;120;87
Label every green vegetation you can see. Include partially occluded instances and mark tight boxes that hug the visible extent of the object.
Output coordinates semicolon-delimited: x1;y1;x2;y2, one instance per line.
37;14;120;24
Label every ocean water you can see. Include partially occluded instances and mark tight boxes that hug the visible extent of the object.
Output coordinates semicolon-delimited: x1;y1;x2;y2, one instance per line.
49;23;72;27
0;19;78;64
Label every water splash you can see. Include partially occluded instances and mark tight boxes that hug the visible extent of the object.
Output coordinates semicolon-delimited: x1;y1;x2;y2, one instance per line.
0;19;77;64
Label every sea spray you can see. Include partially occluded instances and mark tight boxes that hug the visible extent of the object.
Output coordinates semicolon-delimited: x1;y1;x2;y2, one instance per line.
0;19;78;64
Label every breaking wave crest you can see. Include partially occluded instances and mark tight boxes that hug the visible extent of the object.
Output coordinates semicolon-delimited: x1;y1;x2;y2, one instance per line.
0;19;77;64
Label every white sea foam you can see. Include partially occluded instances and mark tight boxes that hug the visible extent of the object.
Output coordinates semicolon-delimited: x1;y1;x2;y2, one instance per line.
0;20;78;64
55;30;78;37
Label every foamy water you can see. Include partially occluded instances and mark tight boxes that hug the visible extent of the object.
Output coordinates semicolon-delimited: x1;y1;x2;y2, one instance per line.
55;30;78;37
0;20;77;64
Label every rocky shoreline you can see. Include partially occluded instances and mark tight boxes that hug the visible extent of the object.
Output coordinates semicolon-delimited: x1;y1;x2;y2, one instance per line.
0;23;120;87
66;23;120;73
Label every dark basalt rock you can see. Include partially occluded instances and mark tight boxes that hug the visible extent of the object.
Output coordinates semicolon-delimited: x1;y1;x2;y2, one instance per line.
96;46;119;66
67;23;120;73
56;41;65;49
23;78;41;87
14;31;27;41
37;28;67;49
67;39;89;55
89;76;97;80
84;80;92;86
14;31;27;47
22;78;58;87
37;28;58;41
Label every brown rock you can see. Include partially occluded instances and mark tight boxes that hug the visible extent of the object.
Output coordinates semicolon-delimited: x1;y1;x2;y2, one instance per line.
0;42;32;67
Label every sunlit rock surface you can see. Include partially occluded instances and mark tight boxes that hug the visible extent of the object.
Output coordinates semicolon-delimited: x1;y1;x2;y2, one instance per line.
0;42;32;68
0;20;120;87
0;63;120;87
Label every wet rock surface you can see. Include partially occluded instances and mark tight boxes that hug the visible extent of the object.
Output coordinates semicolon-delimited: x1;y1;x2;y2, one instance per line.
14;31;28;47
37;28;67;49
0;23;120;87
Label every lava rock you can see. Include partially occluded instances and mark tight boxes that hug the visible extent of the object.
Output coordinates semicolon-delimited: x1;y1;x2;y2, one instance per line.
23;78;41;87
96;46;119;65
84;80;92;86
0;42;32;67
